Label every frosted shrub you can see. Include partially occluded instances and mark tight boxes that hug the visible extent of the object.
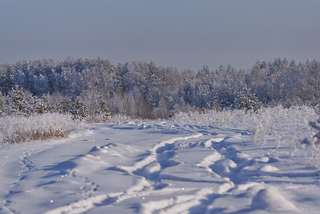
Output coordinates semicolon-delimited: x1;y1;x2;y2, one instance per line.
0;113;86;144
171;105;316;145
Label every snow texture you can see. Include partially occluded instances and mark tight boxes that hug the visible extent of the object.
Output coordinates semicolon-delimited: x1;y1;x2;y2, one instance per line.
1;122;320;213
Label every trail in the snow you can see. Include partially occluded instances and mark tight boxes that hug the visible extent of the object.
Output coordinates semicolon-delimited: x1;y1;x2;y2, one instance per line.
1;122;320;213
116;133;203;177
43;124;257;214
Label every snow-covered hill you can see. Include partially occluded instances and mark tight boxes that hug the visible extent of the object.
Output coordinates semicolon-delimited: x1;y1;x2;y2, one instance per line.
1;122;320;213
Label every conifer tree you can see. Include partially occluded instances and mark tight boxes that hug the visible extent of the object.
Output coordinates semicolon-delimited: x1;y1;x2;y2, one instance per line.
0;92;4;116
56;97;72;115
303;104;320;144
34;94;51;114
6;85;29;115
72;96;87;120
234;86;261;112
97;96;110;122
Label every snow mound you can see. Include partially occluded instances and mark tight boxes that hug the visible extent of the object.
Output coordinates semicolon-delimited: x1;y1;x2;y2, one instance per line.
251;188;297;212
259;165;279;172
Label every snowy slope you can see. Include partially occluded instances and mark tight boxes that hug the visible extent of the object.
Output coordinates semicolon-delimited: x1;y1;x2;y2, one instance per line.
1;122;320;213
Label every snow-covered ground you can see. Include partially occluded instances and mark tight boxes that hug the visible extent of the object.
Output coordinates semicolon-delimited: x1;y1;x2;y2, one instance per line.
1;121;320;213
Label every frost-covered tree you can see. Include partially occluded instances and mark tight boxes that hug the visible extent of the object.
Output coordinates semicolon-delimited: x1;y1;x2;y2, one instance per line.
72;96;87;120
2;56;320;119
303;104;320;144
34;94;52;114
56;97;72;115
0;92;4;116
97;96;110;121
5;85;29;115
234;86;261;112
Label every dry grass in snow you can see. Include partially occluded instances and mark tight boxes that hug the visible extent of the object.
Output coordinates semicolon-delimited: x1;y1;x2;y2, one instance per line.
0;113;86;144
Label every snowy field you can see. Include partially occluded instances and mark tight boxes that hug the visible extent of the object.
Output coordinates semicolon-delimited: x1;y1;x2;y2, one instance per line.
1;108;320;213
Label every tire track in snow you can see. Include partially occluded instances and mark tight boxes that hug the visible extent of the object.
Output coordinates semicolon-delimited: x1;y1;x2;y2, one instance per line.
110;133;241;213
4;123;307;213
116;133;203;177
44;134;203;214
189;132;301;213
130;134;236;213
140;182;234;214
43;194;109;214
142;132;250;213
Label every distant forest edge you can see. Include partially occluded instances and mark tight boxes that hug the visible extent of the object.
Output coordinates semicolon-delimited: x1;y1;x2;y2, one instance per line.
0;57;320;120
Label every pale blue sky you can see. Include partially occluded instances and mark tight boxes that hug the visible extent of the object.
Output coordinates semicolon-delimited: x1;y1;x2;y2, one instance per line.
1;0;320;71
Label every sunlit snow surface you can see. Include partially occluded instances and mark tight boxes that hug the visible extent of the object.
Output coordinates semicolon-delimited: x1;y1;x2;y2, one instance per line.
1;122;320;213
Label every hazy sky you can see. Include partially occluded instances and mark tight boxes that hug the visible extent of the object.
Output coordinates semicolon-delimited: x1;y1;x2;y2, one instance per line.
1;0;320;71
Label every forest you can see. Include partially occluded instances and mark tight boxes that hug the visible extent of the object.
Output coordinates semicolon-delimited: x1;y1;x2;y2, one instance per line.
0;57;320;121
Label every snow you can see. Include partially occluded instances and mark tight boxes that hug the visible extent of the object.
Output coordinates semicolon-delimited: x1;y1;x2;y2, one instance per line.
1;122;320;213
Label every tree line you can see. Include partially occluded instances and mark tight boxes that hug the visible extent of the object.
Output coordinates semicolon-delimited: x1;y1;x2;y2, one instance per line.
0;57;319;120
